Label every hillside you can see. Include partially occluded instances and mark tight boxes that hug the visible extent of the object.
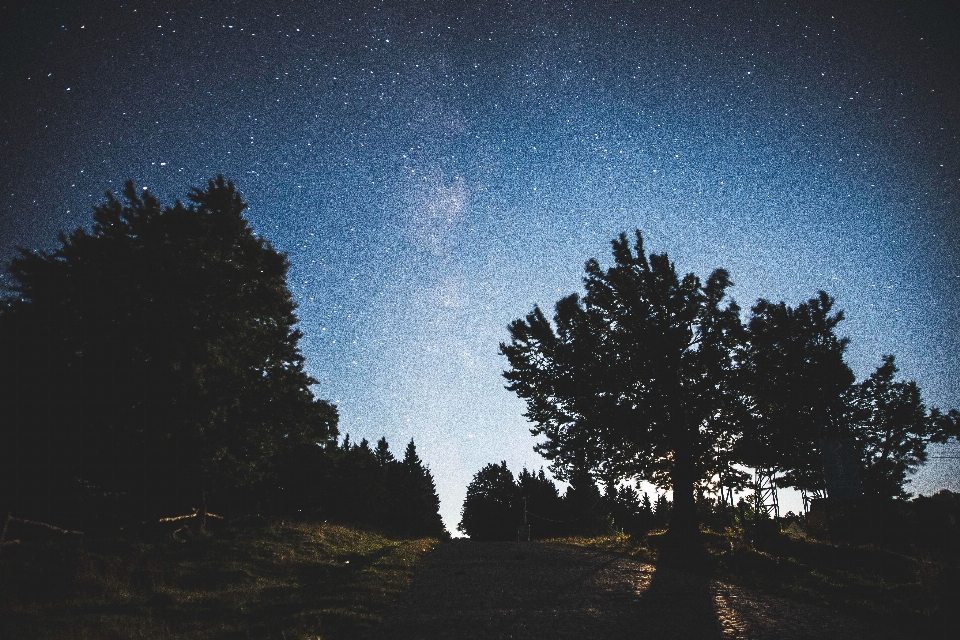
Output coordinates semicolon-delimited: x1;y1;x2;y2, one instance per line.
3;514;956;639
1;518;435;639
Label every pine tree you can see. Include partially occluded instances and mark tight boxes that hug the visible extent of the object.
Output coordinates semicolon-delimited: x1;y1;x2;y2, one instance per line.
640;492;654;529
653;494;672;529
516;467;564;538
393;440;445;537
563;467;609;535
375;436;396;467
601;484;649;536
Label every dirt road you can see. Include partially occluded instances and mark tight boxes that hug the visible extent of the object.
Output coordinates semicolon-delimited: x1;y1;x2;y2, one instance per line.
366;539;908;640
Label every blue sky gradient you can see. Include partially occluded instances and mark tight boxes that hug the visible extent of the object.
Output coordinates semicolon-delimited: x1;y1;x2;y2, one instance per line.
3;0;958;529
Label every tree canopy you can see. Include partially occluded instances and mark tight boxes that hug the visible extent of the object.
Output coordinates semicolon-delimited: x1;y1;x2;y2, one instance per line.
458;461;518;540
501;229;959;533
739;293;854;495
847;355;960;500
501;230;742;535
0;177;337;524
458;461;649;540
311;435;446;538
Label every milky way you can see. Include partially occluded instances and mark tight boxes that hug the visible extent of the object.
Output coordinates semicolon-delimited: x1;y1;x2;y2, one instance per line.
3;0;959;529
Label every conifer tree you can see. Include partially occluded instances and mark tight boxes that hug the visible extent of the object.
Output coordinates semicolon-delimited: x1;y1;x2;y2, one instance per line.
394;440;445;537
375;436;396;467
602;483;650;536
516;467;565;538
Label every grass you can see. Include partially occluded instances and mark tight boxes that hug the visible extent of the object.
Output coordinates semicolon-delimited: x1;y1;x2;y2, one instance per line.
0;519;437;639
5;517;954;638
560;523;957;635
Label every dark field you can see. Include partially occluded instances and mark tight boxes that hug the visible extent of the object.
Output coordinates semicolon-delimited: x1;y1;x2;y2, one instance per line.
1;519;955;639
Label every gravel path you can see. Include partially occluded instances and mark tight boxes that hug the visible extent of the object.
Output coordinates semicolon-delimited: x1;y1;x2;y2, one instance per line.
366;540;907;640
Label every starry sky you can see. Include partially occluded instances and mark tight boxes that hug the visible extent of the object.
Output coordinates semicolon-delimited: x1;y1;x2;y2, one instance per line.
2;0;959;530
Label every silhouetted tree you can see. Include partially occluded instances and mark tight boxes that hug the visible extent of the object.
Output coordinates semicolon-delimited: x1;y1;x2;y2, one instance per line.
501;230;743;536
705;432;752;515
516;467;565;538
739;293;854;497
392;439;445;537
563;467;612;536
374;436;396;467
273;439;333;517
653;493;672;529
458;461;518;540
641;492;654;527
847;355;960;500
328;437;383;525
0;177;337;524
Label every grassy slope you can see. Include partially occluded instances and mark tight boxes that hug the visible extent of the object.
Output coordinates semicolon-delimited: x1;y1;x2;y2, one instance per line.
0;520;436;639
5;520;954;638
562;525;955;635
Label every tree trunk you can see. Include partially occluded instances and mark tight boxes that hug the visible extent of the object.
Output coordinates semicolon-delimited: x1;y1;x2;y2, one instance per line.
669;442;699;538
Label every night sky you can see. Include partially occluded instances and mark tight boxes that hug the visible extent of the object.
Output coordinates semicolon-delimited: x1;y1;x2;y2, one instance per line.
3;0;959;531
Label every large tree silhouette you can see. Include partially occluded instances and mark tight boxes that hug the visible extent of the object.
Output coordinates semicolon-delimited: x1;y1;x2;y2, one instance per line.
738;293;854;496
0;177;337;524
501;230;742;536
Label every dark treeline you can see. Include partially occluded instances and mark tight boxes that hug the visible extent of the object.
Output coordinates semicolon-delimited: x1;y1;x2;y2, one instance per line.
458;461;670;540
502;231;960;536
282;435;445;538
457;461;781;541
461;458;960;546
0;177;445;538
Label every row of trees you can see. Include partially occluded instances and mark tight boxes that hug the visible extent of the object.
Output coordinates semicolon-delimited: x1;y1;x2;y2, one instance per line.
458;460;776;540
458;461;658;540
283;435;445;538
0;177;444;537
501;231;959;535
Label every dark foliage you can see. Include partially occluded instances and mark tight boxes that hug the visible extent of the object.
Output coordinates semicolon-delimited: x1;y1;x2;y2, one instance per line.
458;461;518;540
562;468;615;536
739;292;854;495
515;467;566;537
393;439;446;538
846;355;960;500
804;490;960;558
312;436;446;538
500;230;743;535
458;461;646;540
500;228;958;534
601;484;655;536
0;178;337;525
